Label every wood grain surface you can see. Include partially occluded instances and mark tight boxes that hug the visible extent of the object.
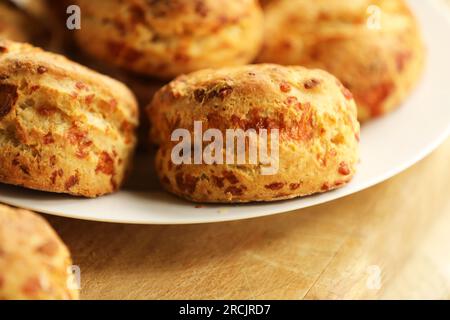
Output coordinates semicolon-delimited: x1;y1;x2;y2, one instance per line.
43;138;450;300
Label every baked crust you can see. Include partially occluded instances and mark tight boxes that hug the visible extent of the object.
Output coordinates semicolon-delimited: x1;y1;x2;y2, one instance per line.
148;64;360;203
0;204;79;300
72;50;166;150
71;0;264;78
257;0;425;121
0;40;138;197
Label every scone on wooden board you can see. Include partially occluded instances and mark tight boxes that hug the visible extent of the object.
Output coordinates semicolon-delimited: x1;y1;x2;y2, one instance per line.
0;204;79;300
67;0;264;79
148;64;360;203
0;40;138;197
257;0;425;121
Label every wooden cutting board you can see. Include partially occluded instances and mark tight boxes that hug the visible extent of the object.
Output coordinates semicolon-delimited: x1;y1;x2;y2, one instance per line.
44;138;450;300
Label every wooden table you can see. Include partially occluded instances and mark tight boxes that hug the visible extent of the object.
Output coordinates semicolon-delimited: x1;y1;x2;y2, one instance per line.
44;138;450;300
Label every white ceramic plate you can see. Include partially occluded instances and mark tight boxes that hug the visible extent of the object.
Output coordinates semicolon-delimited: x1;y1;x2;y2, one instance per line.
1;0;449;224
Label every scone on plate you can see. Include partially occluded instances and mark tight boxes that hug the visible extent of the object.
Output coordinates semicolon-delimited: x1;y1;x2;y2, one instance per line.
0;204;79;300
68;0;264;79
63;50;166;149
0;39;138;197
257;0;425;121
148;64;360;203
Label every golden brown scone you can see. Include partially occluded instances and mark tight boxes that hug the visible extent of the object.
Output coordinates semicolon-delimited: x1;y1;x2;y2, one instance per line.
0;39;138;197
66;49;166;110
65;49;166;150
0;0;34;42
148;64;360;203
0;204;79;300
70;0;264;79
257;0;425;121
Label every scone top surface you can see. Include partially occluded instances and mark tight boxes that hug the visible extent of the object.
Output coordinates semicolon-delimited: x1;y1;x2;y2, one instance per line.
0;40;138;197
0;204;78;300
72;0;264;78
149;64;360;203
257;0;425;121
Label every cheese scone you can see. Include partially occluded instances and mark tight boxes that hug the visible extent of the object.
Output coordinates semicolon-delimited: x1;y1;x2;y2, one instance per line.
148;64;360;203
0;204;79;300
68;0;264;78
257;0;425;121
0;40;138;197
